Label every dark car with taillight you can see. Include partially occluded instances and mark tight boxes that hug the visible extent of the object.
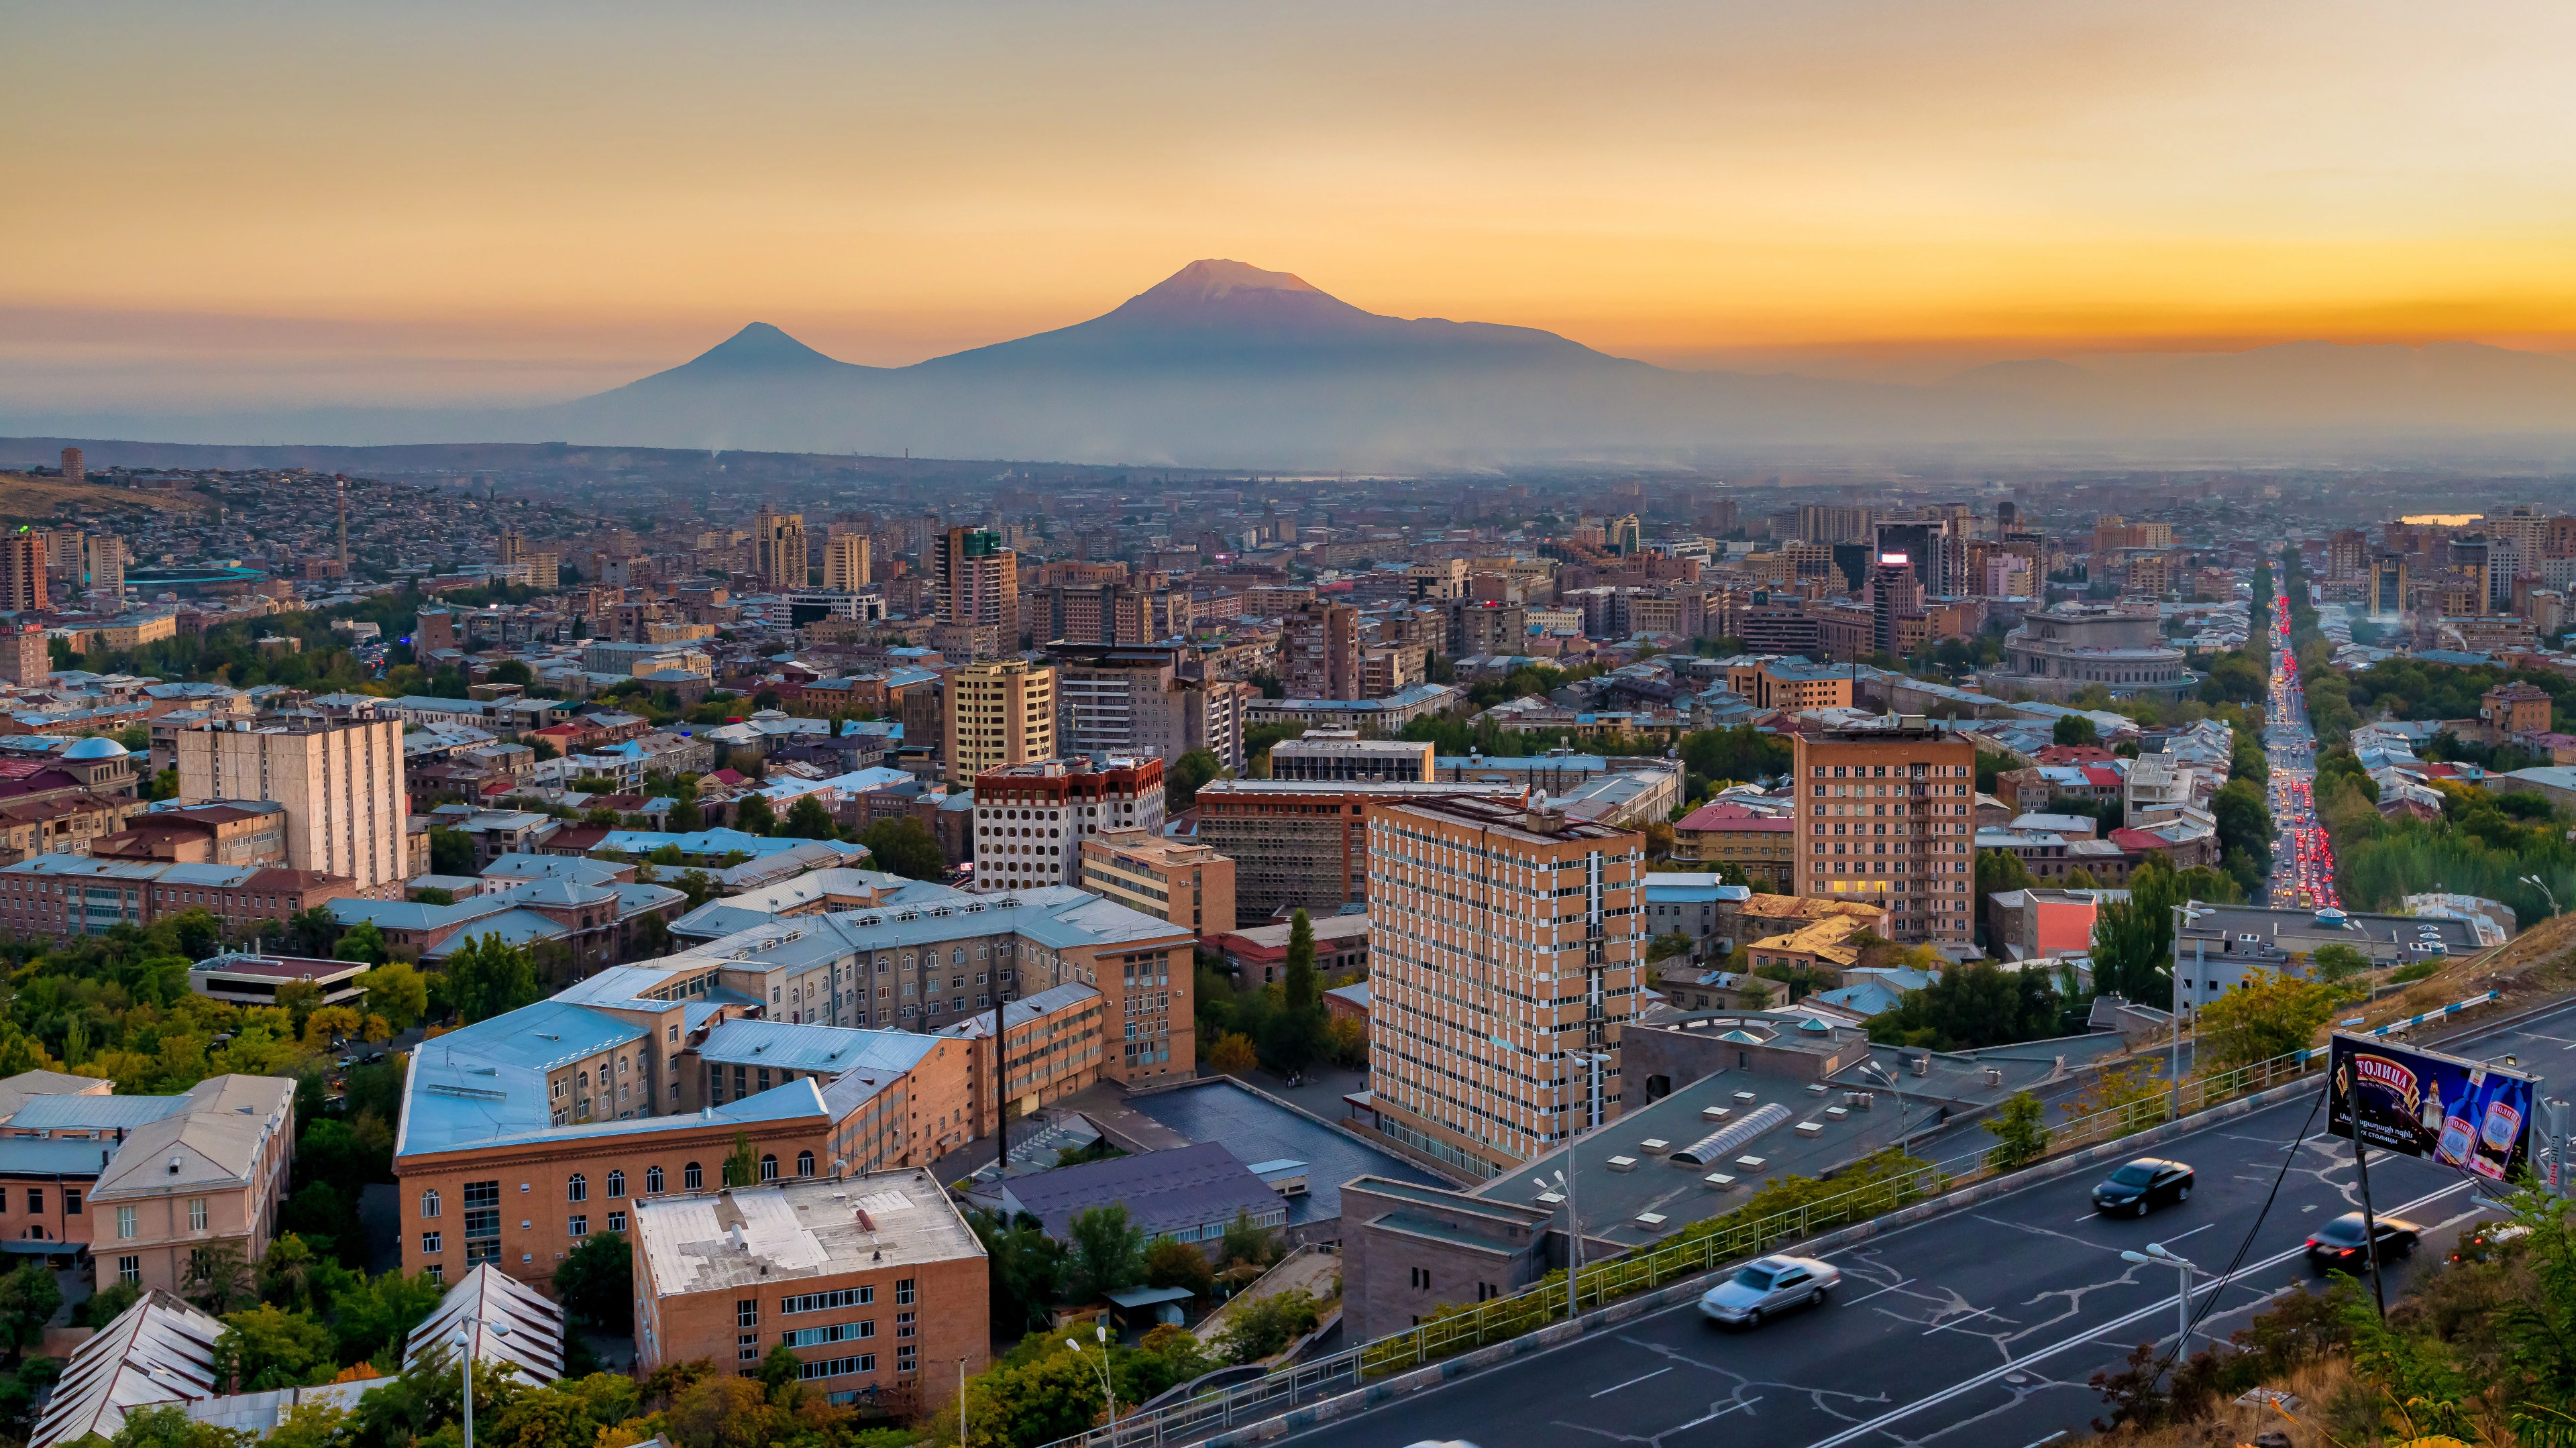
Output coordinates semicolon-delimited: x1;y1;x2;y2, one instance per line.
2307;1212;2420;1269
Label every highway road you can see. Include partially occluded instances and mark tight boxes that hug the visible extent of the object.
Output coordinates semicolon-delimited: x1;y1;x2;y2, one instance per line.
1277;999;2574;1448
2264;579;2334;911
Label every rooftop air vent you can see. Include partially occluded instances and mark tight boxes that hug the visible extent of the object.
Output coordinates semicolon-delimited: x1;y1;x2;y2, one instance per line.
167;1155;182;1174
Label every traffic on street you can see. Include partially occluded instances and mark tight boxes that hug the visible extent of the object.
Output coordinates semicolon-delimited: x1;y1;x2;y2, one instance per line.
2265;578;2338;911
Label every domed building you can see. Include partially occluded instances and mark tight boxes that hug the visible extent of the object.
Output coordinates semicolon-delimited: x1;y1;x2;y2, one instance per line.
1975;603;2196;705
0;735;146;863
53;734;139;796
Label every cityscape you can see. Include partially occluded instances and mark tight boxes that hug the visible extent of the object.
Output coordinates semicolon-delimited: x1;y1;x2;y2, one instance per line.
11;7;2576;1448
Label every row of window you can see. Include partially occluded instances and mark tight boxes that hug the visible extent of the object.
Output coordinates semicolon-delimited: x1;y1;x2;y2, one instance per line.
423;1154;823;1224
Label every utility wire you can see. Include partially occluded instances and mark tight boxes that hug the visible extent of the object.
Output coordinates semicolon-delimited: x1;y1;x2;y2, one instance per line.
2153;1077;2329;1378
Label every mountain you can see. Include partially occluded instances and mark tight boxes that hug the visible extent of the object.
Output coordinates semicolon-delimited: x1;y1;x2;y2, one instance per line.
13;260;2576;467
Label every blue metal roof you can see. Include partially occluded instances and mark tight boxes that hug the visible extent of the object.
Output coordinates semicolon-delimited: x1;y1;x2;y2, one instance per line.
696;1021;939;1076
0;1138;120;1175
6;1095;189;1131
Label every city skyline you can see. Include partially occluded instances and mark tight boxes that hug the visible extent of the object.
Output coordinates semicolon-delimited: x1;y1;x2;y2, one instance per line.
11;1;2576;415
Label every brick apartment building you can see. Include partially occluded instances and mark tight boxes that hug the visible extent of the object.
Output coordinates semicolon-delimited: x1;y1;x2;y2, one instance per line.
1790;722;1976;946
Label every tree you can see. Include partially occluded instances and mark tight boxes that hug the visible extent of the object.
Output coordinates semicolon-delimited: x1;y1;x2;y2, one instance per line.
1220;1208;1281;1270
325;1268;447;1366
1207;1032;1258;1076
282;906;339;958
442;934;541;1023
734;793;777;836
0;1262;62;1356
1167;749;1223;813
2310;943;2371;985
780;795;838;841
2053;715;2100;748
186;1243;257;1315
1260;909;1328;1074
108;1405;250;1448
857;816;947;881
2066;1059;2167;1135
1869;963;2061;1051
1983;1091;2050;1170
1065;1205;1146;1303
428;826;476;875
973;1210;1067;1331
358;962;428;1029
1144;1238;1216;1299
722;1130;761;1188
2196;968;2345;1070
1216;1289;1323;1364
554;1231;633;1333
214;1302;336;1391
258;1234;323;1314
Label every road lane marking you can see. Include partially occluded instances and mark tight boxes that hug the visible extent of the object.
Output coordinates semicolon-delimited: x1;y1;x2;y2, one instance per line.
1591;1367;1672;1398
1921;1306;2002;1336
2156;1223;2216;1248
1799;1176;2475;1448
1839;1277;1914;1306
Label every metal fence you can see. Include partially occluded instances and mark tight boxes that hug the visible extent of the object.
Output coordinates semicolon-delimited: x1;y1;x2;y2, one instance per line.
1036;1019;2502;1448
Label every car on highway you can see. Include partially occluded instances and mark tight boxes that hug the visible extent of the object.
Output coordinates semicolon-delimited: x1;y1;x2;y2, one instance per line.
2091;1157;2195;1216
2449;1221;2531;1265
2307;1212;2421;1269
1698;1254;1840;1326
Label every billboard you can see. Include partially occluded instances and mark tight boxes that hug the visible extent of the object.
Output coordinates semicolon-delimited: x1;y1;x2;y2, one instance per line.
2328;1032;2536;1182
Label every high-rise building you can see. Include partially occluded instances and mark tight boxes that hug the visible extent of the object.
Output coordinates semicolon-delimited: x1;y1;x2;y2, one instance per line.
753;506;808;592
822;533;871;592
0;531;46;612
176;718;409;897
932;526;1020;659
1079;830;1236;937
2326;530;2370;581
1049;643;1244;769
1282;598;1361;700
1871;518;1964;598
1;623;46;685
1790;724;1975;946
497;531;527;567
1366;795;1644;1172
1448;599;1527;657
2369;555;2408;617
58;447;82;486
1869;554;1921;657
971;756;1166;892
943;658;1054;784
1797;504;1874;545
2125;554;2171;599
1996;499;2019;532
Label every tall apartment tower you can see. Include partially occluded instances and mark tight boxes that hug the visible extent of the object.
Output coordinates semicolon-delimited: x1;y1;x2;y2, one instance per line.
176;718;409;897
753;506;808;592
1869;555;1921;657
2326;530;2370;582
498;531;527;566
1791;724;1975;946
58;448;82;486
823;533;871;591
971;755;1166;891
0;531;46;612
83;534;123;602
933;526;1020;659
944;658;1055;784
1;624;47;685
1282;598;1362;700
1365;796;1645;1173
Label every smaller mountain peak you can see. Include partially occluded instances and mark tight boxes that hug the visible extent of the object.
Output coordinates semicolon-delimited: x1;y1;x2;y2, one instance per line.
687;322;842;370
1144;259;1324;303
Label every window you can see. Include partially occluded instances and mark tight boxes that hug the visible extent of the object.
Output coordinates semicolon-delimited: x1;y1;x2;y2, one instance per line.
796;1151;814;1178
782;1286;873;1314
422;1232;443;1254
895;1311;916;1339
464;1179;501;1263
760;1155;778;1182
684;1162;702;1190
894;1278;916;1306
24;1190;39;1213
187;1199;208;1232
798;1355;876;1380
425;1264;443;1284
117;1207;135;1240
608;1211;626;1234
607;1170;625;1198
647;1166;664;1194
64;1190;79;1216
896;1345;916;1374
1409;1267;1430;1289
782;1321;875;1347
737;1298;759;1329
118;1255;139;1285
738;1333;758;1363
569;1216;588;1237
568;1174;588;1203
420;1190;441;1219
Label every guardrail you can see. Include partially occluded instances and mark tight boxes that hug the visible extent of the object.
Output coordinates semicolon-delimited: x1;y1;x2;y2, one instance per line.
1039;997;2504;1448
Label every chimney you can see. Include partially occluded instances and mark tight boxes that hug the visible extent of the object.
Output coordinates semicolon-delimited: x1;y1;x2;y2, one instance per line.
1523;805;1566;835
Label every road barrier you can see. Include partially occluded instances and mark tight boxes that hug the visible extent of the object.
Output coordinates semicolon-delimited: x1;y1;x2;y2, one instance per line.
1038;993;2505;1448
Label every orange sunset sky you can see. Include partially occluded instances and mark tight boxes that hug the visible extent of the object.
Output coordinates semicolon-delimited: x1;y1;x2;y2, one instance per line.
9;1;2576;407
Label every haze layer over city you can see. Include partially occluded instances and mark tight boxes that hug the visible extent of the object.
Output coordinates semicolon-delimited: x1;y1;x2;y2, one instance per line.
9;7;2576;1448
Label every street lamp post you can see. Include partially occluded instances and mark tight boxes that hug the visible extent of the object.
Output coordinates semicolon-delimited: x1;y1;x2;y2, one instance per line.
2121;1242;2200;1355
1532;1167;1581;1322
1066;1323;1115;1431
2523;875;2559;920
1856;1060;1913;1156
2167;903;2206;1124
451;1319;510;1448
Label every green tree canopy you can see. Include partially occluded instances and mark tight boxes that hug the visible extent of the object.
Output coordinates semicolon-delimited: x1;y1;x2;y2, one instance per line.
857;816;947;881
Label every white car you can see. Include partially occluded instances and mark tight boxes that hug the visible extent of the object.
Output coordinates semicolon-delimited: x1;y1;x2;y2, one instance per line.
1698;1254;1841;1326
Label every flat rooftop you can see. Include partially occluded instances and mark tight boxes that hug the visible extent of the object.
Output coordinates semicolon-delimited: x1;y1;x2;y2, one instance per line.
633;1172;982;1296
